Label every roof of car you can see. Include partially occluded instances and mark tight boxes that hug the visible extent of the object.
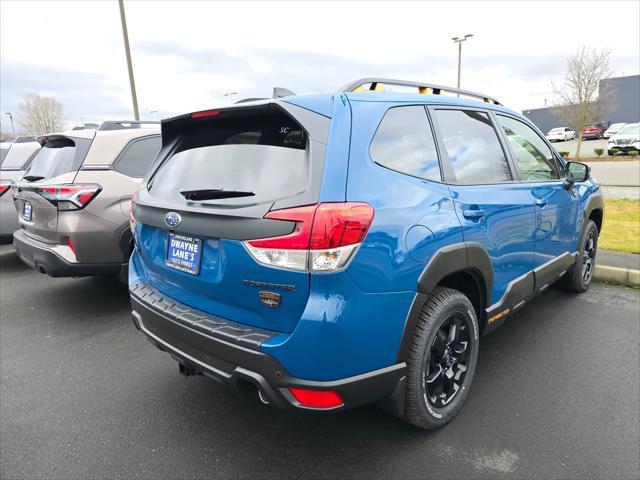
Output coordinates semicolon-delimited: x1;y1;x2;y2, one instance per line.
281;91;522;119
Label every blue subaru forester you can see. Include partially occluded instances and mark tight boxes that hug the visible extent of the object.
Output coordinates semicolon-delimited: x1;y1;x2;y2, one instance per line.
129;78;604;429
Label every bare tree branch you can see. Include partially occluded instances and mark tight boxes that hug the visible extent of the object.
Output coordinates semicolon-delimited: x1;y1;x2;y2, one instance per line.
552;47;615;159
16;94;65;136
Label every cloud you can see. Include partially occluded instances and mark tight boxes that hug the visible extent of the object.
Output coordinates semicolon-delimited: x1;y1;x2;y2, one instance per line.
0;59;132;131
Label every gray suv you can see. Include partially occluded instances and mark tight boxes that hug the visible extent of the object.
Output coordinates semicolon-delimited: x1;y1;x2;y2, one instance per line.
1;138;41;241
13;121;161;279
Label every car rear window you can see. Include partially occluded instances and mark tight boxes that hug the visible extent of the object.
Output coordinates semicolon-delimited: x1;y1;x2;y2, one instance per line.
0;147;8;166
1;143;40;170
149;109;309;205
23;136;92;180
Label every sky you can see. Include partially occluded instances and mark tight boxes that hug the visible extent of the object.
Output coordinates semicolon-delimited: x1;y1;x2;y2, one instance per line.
1;0;639;133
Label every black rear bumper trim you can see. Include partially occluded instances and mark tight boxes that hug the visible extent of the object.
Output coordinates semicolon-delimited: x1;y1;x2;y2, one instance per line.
13;230;122;277
130;289;406;411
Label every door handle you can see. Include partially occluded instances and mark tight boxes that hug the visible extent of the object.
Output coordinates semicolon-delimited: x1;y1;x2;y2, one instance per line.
534;198;548;207
463;209;485;219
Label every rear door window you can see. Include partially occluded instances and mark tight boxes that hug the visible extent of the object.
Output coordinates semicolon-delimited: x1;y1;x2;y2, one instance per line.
149;109;309;205
496;115;561;181
113;136;161;177
369;106;441;181
434;109;512;184
23;137;92;180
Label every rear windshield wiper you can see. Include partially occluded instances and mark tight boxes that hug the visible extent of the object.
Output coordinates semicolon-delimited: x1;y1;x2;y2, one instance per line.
180;189;255;201
22;175;45;182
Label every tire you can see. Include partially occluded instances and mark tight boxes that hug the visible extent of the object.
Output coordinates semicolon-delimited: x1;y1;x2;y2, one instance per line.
559;219;598;293
608;150;615;156
404;287;480;429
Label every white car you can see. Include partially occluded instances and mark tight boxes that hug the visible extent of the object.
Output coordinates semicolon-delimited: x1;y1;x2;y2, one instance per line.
603;123;626;139
545;127;575;142
607;123;640;155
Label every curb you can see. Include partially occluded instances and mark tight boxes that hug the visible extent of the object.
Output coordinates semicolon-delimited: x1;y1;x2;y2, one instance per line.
594;265;640;288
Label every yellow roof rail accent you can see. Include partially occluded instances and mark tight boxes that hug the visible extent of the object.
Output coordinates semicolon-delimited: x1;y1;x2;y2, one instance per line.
338;78;502;106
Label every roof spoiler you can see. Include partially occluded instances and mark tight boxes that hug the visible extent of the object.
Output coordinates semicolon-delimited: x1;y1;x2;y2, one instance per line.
337;77;502;105
272;87;295;99
97;120;160;131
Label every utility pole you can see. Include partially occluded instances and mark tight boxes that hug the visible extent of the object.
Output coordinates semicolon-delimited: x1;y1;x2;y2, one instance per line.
452;34;474;92
119;0;140;120
4;113;16;138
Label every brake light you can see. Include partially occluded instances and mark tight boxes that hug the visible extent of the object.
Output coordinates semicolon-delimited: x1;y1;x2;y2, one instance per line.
191;109;221;119
288;388;344;409
36;184;101;211
244;202;374;271
0;179;12;197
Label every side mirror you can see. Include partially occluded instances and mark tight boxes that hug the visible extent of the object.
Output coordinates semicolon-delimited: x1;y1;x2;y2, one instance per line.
564;161;590;188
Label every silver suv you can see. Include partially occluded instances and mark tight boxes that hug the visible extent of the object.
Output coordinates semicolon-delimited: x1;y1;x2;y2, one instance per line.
1;138;41;241
12;121;161;279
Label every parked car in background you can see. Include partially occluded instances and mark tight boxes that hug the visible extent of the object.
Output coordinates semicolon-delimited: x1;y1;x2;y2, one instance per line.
582;122;607;139
603;122;626;139
0;139;41;241
128;78;603;430
13;121;161;280
607;123;640;155
545;127;575;142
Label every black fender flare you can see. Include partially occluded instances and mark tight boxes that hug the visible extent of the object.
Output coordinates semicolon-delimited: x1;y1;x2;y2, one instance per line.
397;242;493;362
583;190;604;230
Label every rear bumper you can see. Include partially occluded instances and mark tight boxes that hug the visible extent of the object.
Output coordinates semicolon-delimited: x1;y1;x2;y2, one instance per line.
130;282;406;411
13;229;123;277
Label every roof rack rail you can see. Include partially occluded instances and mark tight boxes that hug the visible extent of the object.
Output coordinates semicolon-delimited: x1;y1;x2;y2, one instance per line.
337;77;502;106
97;120;160;131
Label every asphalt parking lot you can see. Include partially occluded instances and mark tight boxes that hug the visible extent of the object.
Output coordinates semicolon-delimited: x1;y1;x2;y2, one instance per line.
1;244;639;480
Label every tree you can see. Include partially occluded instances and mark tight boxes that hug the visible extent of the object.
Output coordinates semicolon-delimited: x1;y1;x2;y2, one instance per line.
552;47;615;160
16;93;65;136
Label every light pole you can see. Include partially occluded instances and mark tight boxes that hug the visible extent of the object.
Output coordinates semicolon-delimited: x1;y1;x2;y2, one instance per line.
4;113;16;138
451;34;474;91
149;110;158;120
223;91;238;103
118;0;140;120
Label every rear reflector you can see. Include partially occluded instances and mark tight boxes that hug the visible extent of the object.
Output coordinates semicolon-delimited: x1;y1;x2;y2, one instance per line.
288;388;344;409
67;237;76;255
191;109;221;119
244;202;374;272
0;179;12;197
36;184;101;211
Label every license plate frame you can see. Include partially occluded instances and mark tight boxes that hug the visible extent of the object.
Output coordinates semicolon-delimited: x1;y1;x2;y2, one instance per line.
165;232;203;275
22;202;32;222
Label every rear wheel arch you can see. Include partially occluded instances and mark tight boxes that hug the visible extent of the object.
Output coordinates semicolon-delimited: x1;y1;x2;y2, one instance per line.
397;243;492;362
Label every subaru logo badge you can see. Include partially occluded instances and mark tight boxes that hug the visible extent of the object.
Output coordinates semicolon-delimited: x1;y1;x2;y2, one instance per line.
164;212;182;229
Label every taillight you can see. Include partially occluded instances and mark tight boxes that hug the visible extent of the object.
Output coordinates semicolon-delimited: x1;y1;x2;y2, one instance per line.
0;179;12;197
288;388;344;409
36;184;101;211
244;202;374;272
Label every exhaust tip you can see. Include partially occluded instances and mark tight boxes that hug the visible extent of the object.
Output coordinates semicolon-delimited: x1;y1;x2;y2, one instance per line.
258;389;270;405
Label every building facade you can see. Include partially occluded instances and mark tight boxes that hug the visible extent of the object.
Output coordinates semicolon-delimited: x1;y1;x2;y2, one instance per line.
522;74;640;134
